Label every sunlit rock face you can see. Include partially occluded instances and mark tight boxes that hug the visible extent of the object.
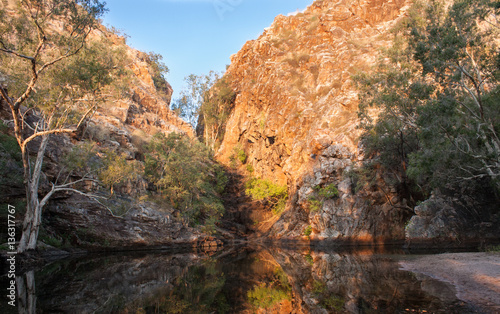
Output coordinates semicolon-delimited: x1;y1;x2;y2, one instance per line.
217;0;412;241
89;32;194;144
0;12;196;247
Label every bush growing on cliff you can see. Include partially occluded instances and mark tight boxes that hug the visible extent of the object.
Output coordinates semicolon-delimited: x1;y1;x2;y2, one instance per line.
144;52;170;99
98;150;144;196
306;184;339;212
63;143;144;199
144;132;227;229
316;184;339;198
245;178;288;214
306;197;323;212
229;144;247;167
304;225;313;237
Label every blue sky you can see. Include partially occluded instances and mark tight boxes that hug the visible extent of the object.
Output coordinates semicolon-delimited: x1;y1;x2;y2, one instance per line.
101;0;313;101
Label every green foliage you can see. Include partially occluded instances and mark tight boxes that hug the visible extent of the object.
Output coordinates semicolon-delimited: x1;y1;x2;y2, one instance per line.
245;178;288;201
56;41;116;93
128;260;229;314
99;150;143;195
322;295;345;311
355;0;500;210
38;226;65;248
304;254;314;265
245;177;288;214
0;130;23;189
230;144;247;165
62;142;101;173
273;267;290;288
247;284;288;309
198;75;236;149
306;184;339;213
144;51;170;96
307;196;323;212
311;279;345;311
145;132;227;228
236;147;247;164
0;0;109;110
272;197;287;215
40;234;63;248
173;71;236;150
345;167;378;194
316;183;339;198
0;132;21;163
312;280;327;295
246;163;254;173
63;143;142;197
304;225;313;237
484;244;500;252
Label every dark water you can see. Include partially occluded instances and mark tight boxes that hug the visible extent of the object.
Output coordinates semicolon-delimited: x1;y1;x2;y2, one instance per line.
1;245;483;313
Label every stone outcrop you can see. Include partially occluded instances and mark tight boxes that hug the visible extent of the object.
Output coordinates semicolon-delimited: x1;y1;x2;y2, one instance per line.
217;0;412;242
44;194;204;248
405;193;500;245
88;32;194;148
0;18;198;249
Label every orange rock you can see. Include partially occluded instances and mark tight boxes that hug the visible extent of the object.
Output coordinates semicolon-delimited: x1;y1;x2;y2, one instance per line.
216;0;412;241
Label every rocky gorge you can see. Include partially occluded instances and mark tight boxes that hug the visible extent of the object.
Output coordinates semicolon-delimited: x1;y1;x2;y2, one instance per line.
1;1;500;313
0;18;204;252
1;0;499;260
216;0;499;245
216;0;414;243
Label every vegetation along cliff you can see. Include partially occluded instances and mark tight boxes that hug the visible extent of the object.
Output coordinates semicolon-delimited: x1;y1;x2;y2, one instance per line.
0;0;499;255
0;0;222;253
215;0;500;245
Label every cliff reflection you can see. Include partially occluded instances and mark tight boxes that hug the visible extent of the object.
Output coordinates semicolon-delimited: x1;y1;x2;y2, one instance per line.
2;246;477;313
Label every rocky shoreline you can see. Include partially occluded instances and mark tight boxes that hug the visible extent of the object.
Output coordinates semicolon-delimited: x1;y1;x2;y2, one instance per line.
400;252;500;314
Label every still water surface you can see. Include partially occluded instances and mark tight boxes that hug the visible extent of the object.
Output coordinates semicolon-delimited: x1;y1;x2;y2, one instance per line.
2;245;482;313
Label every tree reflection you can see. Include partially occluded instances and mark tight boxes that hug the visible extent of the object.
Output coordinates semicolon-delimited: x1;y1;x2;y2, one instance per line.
2;247;479;313
130;259;230;314
16;270;36;314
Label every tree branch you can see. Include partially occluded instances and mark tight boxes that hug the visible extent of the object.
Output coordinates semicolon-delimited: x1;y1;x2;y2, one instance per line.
0;46;35;61
21;128;75;150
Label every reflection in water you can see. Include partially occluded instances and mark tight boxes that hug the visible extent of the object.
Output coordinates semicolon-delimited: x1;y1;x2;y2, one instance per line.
1;246;480;313
17;270;36;314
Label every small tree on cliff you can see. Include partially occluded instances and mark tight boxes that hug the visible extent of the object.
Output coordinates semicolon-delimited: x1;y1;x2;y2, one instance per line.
0;0;107;253
171;71;235;150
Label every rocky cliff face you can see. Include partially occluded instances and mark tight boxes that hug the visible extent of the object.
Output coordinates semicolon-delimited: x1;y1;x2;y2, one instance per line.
0;19;200;248
88;30;194;146
217;0;412;242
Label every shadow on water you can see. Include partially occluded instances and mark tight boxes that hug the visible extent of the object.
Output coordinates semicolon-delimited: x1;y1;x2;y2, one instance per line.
1;245;483;313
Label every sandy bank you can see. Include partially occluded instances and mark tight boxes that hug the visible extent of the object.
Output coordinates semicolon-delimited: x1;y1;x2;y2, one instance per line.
400;252;500;313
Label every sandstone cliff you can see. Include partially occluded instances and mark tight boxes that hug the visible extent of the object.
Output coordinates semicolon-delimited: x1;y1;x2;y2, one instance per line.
0;17;201;249
87;29;194;148
217;0;412;242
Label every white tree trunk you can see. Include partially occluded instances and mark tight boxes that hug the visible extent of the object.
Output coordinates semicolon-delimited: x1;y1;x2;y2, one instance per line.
17;135;49;253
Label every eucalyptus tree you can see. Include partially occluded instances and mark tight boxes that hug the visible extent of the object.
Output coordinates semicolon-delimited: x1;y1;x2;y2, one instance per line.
407;0;500;189
355;0;500;218
0;0;108;253
171;71;235;150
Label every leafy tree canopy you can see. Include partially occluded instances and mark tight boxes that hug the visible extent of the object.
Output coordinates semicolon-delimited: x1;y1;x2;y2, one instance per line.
355;0;500;213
